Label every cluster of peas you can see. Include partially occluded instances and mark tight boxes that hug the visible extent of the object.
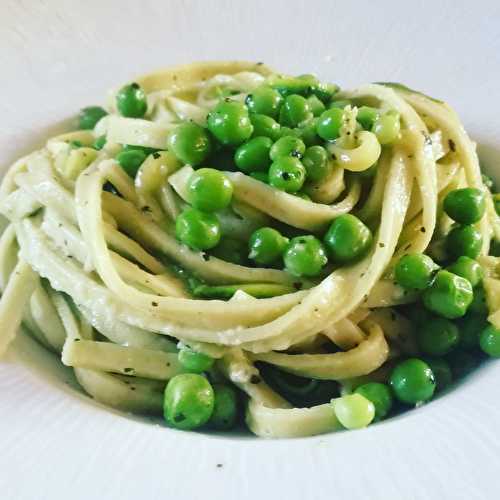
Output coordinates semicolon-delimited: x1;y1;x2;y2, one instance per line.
76;78;500;432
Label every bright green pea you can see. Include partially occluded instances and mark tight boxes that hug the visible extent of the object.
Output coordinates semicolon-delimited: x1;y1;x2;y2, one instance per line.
175;208;221;251
278;126;301;139
248;227;288;265
245;87;283;118
249;114;281;141
446;225;483;260
417;316;460;356
324;214;373;264
268;157;306;193
372;110;401;145
211;238;248;265
332;394;375;429
270;75;317;97
316;108;344;141
354;383;393;421
178;347;214;373
208;384;239;430
297;118;321;146
270;136;306;161
302;145;330;182
283;235;328;277
167;122;212;166
163;373;214;430
116;83;147;118
424;358;452;391
116;149;146;177
389;358;436;404
479;324;500;357
279;94;312;127
249;171;269;183
422;270;473;319
234;136;273;173
443;188;486;224
78;106;108;130
311;81;339;103
447;256;483;287
468;286;488;315
395;253;439;290
207;100;253;146
456;313;488;350
93;135;107;150
187;168;233;212
307;95;326;117
356;106;380;130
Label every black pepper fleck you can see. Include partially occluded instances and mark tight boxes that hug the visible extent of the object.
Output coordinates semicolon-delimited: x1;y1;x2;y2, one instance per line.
250;375;261;384
448;139;456;152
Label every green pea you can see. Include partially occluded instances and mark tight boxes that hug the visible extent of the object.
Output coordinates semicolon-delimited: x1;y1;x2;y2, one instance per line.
389;358;436;404
456;313;487;350
316;108;344;141
211;238;248;265
248;227;288;265
417;316;460;356
283;235;328;277
249;171;269;184
296;118;321;146
207;100;253;146
443;188;486;224
332;394;375;429
324;214;373;264
395;253;439;290
446;225;483;259
249;114;281;141
116;83;147;118
279;94;312;127
268;157;306;193
422;270;473;319
163;373;214;430
269;136;306;161
208;384;239;430
93;135;107;150
187;168;233;212
167;122;212;166
311;81;339;103
493;194;500;216
424;358;452;391
302;145;330;182
479;324;500;357
270;75;317;97
116;149;147;177
329;99;351;109
234;136;273;173
245;87;283;118
447;256;482;287
178;346;214;373
372;110;401;145
354;382;393;421
78;106;108;130
175;208;221;251
468;286;488;315
278;126;300;139
307;95;326;117
356;106;380;130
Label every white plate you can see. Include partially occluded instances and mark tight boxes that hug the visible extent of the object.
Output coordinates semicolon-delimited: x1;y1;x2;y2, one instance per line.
1;1;500;499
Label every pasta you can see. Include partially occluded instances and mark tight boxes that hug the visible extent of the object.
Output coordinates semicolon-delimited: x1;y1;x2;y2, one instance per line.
1;61;499;438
